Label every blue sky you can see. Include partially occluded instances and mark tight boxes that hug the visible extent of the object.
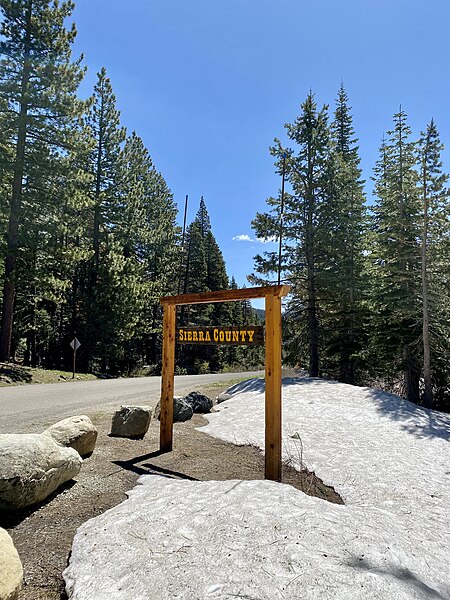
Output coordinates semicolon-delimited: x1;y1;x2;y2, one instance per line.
72;0;450;306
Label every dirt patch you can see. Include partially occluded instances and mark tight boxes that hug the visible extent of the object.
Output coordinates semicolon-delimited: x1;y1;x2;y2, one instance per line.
3;384;342;600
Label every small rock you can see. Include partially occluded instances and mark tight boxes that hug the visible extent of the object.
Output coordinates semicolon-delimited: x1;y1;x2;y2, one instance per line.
183;391;213;413
43;416;98;458
0;527;23;600
0;434;82;511
154;397;193;422
216;392;233;403
110;406;152;439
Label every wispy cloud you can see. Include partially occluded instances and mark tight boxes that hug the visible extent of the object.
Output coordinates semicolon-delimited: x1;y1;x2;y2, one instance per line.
232;234;277;244
232;234;254;242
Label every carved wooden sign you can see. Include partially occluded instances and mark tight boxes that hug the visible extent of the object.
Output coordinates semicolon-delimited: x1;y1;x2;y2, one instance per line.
177;326;264;346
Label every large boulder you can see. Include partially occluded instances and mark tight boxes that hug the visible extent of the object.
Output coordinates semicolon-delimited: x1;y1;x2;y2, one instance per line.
183;391;213;413
0;434;82;511
43;415;98;457
110;406;152;439
154;397;193;422
0;528;23;600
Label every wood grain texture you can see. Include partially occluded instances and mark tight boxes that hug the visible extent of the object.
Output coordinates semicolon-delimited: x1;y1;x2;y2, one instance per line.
160;285;290;306
264;293;282;482
160;304;176;452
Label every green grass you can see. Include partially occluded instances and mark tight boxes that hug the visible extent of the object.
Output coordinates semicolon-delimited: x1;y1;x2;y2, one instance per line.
204;376;258;389
0;362;98;386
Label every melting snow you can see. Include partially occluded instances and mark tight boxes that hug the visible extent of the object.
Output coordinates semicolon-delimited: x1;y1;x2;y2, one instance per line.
63;378;450;599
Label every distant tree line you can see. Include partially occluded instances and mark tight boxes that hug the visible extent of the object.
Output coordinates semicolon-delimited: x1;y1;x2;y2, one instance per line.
251;85;450;411
0;0;262;376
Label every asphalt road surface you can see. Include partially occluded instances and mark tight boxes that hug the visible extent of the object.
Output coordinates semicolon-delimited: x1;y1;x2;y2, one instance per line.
0;371;264;432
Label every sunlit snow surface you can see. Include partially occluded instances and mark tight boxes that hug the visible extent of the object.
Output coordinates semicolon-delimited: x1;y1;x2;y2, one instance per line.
64;378;450;599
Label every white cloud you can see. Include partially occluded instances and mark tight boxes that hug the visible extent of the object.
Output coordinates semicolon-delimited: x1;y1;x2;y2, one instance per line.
232;234;254;242
232;234;278;244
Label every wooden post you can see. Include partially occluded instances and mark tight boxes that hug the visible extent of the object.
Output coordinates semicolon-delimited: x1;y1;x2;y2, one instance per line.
265;293;282;481
160;303;176;452
158;285;289;470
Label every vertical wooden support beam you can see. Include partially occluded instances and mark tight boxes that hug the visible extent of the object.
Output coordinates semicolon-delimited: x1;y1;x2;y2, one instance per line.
160;303;176;452
265;293;282;481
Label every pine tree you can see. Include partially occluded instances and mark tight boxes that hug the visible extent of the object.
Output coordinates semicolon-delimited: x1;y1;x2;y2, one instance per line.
251;92;330;376
417;119;449;408
178;198;230;372
114;131;178;370
371;108;421;402
80;68;126;369
320;84;367;383
86;67;126;279
0;0;86;361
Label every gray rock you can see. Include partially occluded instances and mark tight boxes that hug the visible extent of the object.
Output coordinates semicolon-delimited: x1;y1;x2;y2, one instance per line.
0;528;23;600
43;415;98;457
216;391;233;403
154;397;193;422
110;406;152;439
183;391;213;413
0;434;82;511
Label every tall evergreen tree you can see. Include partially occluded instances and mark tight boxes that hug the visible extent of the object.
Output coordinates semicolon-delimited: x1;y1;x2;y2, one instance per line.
0;0;85;361
370;108;421;402
178;198;230;372
417;119;449;408
115;131;178;369
80;67;126;369
320;84;367;382
251;92;330;376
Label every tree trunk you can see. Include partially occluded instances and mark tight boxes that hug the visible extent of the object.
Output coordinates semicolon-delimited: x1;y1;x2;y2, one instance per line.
0;5;32;361
421;152;433;408
404;345;420;404
306;138;319;377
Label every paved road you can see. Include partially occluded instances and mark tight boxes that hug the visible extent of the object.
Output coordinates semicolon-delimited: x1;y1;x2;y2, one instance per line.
0;371;263;432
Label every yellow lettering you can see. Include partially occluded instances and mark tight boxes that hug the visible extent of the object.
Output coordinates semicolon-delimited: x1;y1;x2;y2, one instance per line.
240;331;246;342
247;330;255;343
193;331;198;342
205;331;211;342
214;329;219;342
225;331;231;342
219;330;224;342
188;331;192;341
179;329;184;342
232;331;239;342
199;331;204;342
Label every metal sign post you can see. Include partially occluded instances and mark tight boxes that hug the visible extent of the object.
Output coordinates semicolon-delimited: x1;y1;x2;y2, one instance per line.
70;337;81;379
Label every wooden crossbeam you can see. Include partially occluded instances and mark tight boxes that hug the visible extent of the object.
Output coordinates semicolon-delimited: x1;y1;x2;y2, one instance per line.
158;284;290;482
160;285;290;306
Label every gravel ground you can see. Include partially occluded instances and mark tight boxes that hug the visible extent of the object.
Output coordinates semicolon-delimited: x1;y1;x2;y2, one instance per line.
2;383;342;600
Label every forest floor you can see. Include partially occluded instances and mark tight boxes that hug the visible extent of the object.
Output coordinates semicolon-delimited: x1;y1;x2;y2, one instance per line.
3;381;342;600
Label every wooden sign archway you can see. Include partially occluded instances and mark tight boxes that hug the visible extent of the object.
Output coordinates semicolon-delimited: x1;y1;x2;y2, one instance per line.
159;285;290;481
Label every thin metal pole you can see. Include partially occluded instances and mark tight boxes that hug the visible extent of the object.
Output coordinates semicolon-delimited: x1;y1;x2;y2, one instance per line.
277;153;286;286
177;195;189;295
72;348;76;379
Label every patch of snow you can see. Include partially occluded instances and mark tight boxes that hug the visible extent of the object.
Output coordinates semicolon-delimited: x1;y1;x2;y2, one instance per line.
64;378;450;599
200;377;450;599
64;476;448;599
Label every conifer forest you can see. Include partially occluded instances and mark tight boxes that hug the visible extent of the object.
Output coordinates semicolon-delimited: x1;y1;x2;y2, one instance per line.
0;1;449;411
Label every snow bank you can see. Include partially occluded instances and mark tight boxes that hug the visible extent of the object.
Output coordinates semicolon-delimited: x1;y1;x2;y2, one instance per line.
201;377;450;598
64;378;450;599
64;476;447;599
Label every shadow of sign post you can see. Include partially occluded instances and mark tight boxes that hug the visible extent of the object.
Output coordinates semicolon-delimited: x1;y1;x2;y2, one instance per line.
159;285;290;482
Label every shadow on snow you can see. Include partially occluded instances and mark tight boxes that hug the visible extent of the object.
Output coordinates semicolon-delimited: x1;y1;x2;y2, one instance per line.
224;377;450;442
